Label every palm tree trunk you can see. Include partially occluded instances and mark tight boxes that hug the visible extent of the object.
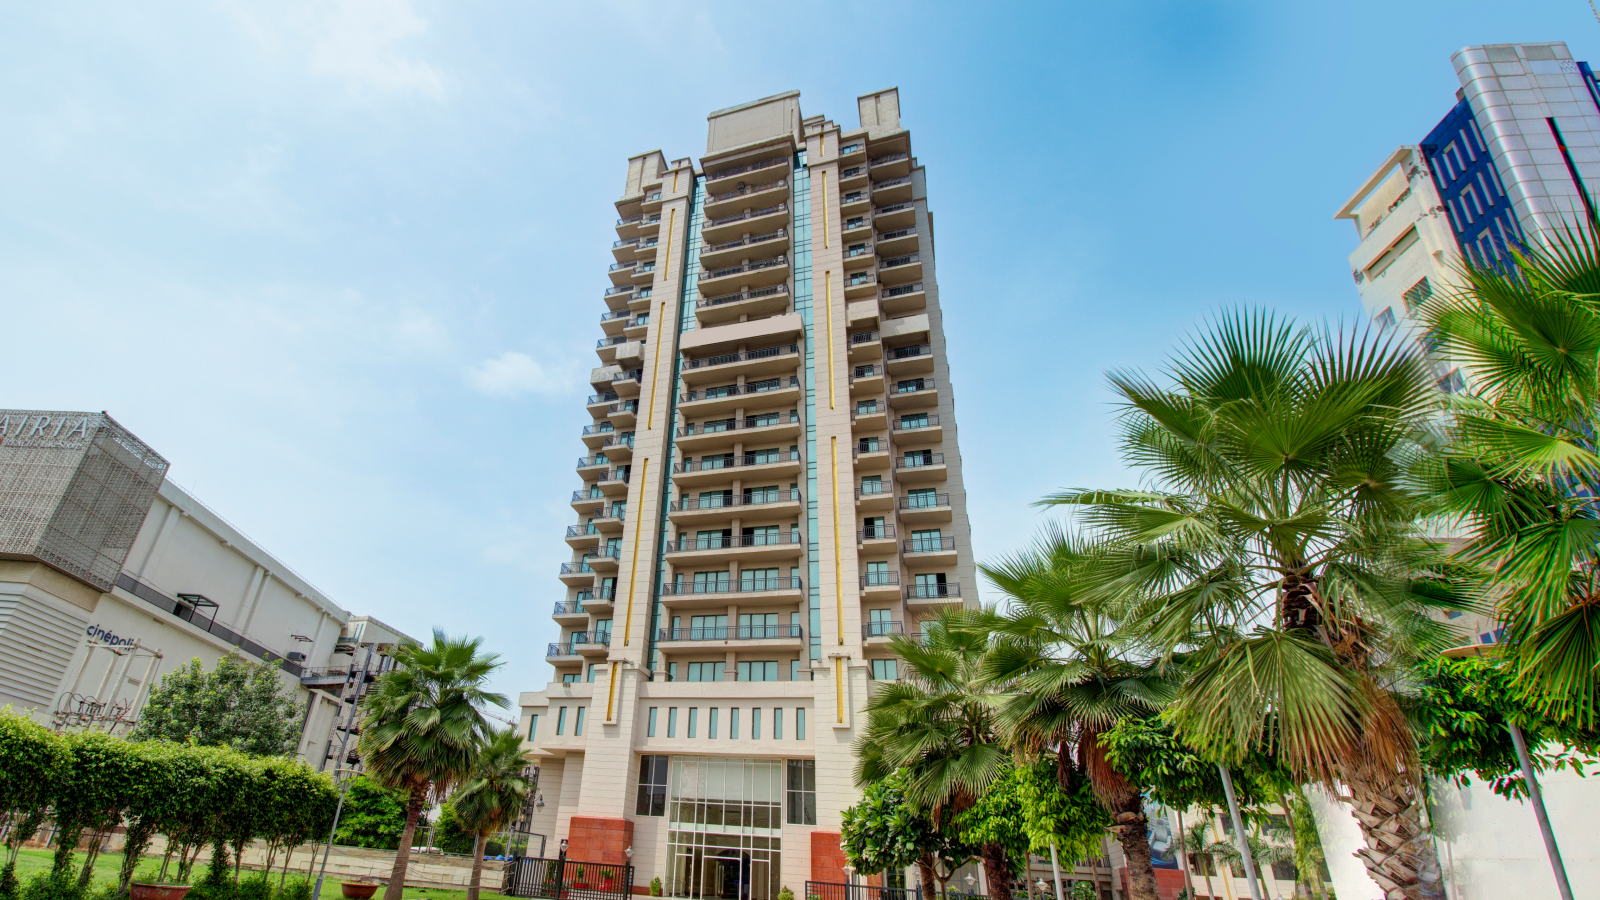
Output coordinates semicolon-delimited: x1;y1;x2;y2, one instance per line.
382;788;427;900
916;853;937;900
980;843;1013;900
1343;773;1432;900
468;832;486;900
1110;800;1160;900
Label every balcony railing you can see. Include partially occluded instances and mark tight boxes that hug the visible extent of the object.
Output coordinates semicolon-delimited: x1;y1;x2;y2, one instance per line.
681;376;800;403
880;253;920;270
559;562;595;576
582;547;622;561
604;284;635;297
857;483;891;498
608;260;637;272
702;255;788;282
616;214;643;227
697;283;789;310
581;423;616;435
704;228;788;254
897;452;945;470
847;273;876;288
894;414;940;432
547;642;581;657
707;179;788;206
861;572;900;587
871;176;912;192
565;525;602;539
907;583;961;600
599;469;631;484
901;492;951;510
870;151;909;168
674;450;801;474
840;142;863;155
613;237;640;249
882;282;923;299
706;156;787;182
845;243;873;259
890;344;932;362
575;586;616;602
587;392;620;405
706;202;787;229
659;576;803;596
863;621;904;638
840;165;864;178
877;226;916;243
610;400;640;414
614;369;643;384
850;331;879;345
853;365;880;379
669;489;801;512
683;344;799;371
874;201;915;217
677;412;799;437
575;633;613;647
601;309;633;322
860;524;896;540
645;191;662;201
893;378;936;395
597;336;627;348
658;624;803;642
905;536;957;554
666;532;803;552
553;601;587;616
572;489;606;503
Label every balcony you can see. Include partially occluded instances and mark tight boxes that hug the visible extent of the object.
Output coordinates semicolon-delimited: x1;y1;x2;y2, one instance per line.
839;141;865;159
681;343;800;387
609;400;639;426
607;436;635;462
565;524;605;547
655;624;804;650
843;241;875;271
632;262;658;284
668;489;802;526
859;523;896;548
547;642;582;661
574;633;612;656
877;253;922;285
702;203;789;243
875;227;919;257
581;422;616;444
898;492;952;524
695;284;791;325
839;164;868;188
553;601;589;622
608;260;638;286
704;178;791;219
704;155;789;193
851;405;887;432
664;530;805;564
613;368;644;394
880;282;926;316
624;317;651;340
596;335;627;363
860;572;900;600
672;449;802;487
558;562;596;586
597;469;631;496
848;331;882;361
571;489;607;512
678;376;801;417
600;308;634;336
904;535;958;565
842;215;872;238
637;213;663;234
844;271;877;300
587;392;620;416
629;287;656;311
868;150;911;179
700;228;790;270
603;284;636;312
591;513;625;533
896;452;946;483
582;547;621;573
854;443;890;471
890;377;938;409
856;483;894;512
576;585;616;612
862;620;904;641
872;201;917;230
885;343;935;375
612;236;641;261
634;237;661;259
658;575;803;608
676;411;801;452
906;582;962;604
839;190;870;214
870;175;913;205
696;254;790;296
850;365;883;398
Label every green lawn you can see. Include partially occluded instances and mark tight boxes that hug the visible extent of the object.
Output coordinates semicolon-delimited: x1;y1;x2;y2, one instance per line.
9;848;513;900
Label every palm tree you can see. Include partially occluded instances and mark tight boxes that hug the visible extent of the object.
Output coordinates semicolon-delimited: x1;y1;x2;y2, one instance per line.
1181;820;1220;900
854;609;1016;900
453;727;535;900
358;631;507;900
1414;223;1600;727
1047;312;1459;900
980;527;1177;900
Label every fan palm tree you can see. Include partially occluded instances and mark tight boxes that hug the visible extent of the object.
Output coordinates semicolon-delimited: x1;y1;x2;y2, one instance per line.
1181;820;1220;900
1046;312;1460;900
358;631;507;900
1413;223;1600;727
980;527;1177;900
453;726;535;900
854;609;1016;900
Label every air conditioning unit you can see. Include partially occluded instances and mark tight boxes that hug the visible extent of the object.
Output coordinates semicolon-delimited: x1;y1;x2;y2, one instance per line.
287;652;307;662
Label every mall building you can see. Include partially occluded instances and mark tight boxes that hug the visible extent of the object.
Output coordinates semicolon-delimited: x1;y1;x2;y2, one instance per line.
515;89;978;898
0;408;414;769
1329;43;1600;900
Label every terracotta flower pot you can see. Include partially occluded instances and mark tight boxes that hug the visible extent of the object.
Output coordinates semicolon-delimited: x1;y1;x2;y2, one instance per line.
130;884;192;900
341;883;381;899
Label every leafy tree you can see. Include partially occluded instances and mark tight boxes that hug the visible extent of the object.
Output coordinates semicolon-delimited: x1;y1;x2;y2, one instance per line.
1045;311;1461;900
840;769;975;900
51;731;144;886
357;630;506;900
330;777;415;850
854;610;1017;900
0;709;69;895
433;803;476;855
131;656;302;756
954;760;1108;880
452;727;534;900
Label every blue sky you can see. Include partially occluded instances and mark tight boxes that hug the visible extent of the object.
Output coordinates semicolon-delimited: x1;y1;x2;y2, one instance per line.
2;0;1591;703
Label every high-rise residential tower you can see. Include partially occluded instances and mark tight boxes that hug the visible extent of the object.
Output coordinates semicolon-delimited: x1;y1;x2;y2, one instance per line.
517;89;975;897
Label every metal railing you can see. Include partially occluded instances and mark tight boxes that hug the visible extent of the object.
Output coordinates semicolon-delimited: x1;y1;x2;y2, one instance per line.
574;633;612;647
882;281;923;299
565;525;601;538
874;201;915;216
869;151;910;167
706;156;787;182
546;642;581;657
845;243;873;258
893;377;936;394
607;260;637;272
703;228;788;254
666;532;804;552
614;369;643;384
575;586;615;602
553;601;587;616
571;490;606;502
616;214;643;227
705;202;787;228
681;377;800;403
612;237;639;249
901;492;951;509
851;406;882;420
559;562;595;576
504;857;634;900
581;424;615;435
889;344;932;361
853;365;880;378
898;452;945;469
839;142;863;155
707;178;788;205
905;535;957;554
669;489;801;512
673;450;800;473
600;309;632;322
847;272;876;288
645;191;662;201
907;582;961;599
880;253;920;269
894;414;939;432
840;165;864;178
863;621;904;638
850;331;879;345
609;400;639;414
582;546;623;561
603;284;635;297
697;283;788;310
877;226;917;242
701;254;788;281
860;524;896;540
596;336;627;348
658;624;803;641
677;412;799;436
598;469;630;483
857;483;891;498
843;216;870;230
861;572;900;587
659;575;803;595
683;344;799;371
586;393;619;406
872;175;912;192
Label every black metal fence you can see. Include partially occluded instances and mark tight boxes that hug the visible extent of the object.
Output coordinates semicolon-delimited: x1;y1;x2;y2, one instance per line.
503;857;634;900
806;882;923;900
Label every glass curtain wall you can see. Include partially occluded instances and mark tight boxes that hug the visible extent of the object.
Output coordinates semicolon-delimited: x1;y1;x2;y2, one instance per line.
666;757;783;900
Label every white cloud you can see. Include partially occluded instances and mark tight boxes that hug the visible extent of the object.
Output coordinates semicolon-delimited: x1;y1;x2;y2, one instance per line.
467;351;569;397
296;0;445;98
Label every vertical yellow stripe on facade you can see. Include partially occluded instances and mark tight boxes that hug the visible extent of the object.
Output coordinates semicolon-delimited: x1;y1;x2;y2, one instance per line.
834;656;845;723
820;170;829;249
622;456;649;646
830;435;843;645
605;663;618;721
824;271;835;410
647;300;668;428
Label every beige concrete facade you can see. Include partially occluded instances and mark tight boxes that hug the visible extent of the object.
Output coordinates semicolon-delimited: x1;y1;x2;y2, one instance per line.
520;89;976;899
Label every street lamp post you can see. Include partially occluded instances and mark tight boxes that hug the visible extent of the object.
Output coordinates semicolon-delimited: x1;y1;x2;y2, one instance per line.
311;644;376;900
311;767;361;900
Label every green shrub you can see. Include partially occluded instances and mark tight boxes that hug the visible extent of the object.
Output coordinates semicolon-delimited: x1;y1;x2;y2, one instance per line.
1;860;20;900
649;877;663;897
275;880;312;900
237;875;272;900
777;887;793;900
20;872;82;900
484;841;505;858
